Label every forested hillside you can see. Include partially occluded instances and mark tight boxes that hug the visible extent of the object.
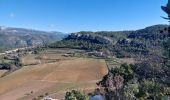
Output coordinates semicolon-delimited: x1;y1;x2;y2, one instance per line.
49;24;170;99
49;24;167;59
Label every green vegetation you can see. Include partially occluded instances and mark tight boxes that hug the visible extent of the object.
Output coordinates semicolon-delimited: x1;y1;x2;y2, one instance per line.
0;63;11;70
0;1;170;99
33;46;46;54
49;40;109;51
97;63;170;99
136;80;166;99
161;0;170;72
48;24;168;60
53;18;170;100
65;90;89;100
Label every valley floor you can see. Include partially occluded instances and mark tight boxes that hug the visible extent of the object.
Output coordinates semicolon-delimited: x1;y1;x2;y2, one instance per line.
0;50;108;100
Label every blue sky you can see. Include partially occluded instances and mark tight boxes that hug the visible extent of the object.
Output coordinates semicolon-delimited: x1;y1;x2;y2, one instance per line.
0;0;168;33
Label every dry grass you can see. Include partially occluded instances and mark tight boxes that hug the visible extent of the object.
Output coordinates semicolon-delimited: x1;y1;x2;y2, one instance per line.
116;58;136;64
22;52;76;66
0;80;57;100
43;59;107;82
22;54;40;65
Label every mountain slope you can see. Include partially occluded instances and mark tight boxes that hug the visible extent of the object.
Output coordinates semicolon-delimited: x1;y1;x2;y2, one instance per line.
49;24;168;58
0;26;66;48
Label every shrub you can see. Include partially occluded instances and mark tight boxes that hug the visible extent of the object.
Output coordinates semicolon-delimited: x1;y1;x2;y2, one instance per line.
65;90;89;100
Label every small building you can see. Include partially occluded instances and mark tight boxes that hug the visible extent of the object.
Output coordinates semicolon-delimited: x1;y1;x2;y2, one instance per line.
44;97;59;100
87;51;105;57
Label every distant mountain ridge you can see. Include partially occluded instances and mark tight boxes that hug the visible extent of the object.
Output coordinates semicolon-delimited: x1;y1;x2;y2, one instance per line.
0;26;66;48
1;24;168;51
49;24;168;58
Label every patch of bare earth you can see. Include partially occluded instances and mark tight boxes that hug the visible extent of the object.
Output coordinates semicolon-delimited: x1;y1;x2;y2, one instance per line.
0;81;56;100
117;58;136;64
0;70;8;77
0;58;108;100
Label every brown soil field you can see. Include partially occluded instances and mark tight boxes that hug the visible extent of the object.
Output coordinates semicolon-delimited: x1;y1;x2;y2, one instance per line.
22;54;40;65
0;58;108;100
0;80;57;100
22;52;76;66
0;70;8;77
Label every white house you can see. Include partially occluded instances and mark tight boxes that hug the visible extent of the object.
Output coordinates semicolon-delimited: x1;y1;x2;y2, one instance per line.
44;97;59;100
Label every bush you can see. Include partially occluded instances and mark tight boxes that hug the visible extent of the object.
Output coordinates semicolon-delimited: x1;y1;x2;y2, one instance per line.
65;90;89;100
136;80;166;99
0;63;11;70
110;63;135;82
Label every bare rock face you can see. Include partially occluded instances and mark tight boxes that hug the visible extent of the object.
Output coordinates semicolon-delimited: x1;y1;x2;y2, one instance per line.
66;33;113;44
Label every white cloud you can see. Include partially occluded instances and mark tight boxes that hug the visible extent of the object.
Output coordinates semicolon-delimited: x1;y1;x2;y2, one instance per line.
10;13;15;18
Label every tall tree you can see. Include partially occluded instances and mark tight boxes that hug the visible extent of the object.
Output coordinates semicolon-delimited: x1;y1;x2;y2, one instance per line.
161;0;170;68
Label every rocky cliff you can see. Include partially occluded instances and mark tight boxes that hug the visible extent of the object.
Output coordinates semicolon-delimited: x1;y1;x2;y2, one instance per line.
65;33;113;44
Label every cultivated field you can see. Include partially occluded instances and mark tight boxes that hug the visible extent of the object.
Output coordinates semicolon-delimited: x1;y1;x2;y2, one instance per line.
0;50;108;100
22;49;79;66
0;70;8;77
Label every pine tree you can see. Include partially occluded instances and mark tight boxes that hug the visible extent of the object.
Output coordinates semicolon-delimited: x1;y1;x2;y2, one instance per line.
161;0;170;68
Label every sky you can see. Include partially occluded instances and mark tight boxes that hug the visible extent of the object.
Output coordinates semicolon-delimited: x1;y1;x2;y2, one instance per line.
0;0;168;33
